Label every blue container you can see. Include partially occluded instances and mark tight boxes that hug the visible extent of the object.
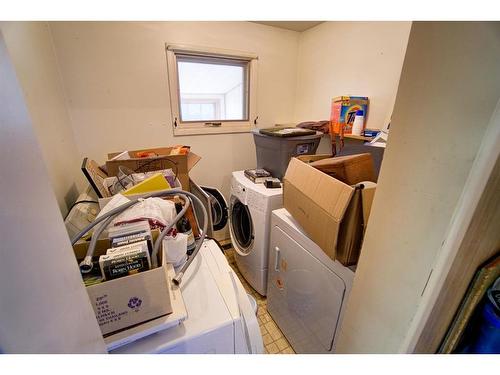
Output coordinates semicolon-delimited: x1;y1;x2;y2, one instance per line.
363;129;380;138
468;300;500;353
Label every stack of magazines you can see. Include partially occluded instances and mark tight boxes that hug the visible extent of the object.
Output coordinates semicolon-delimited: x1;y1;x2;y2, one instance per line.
244;168;271;183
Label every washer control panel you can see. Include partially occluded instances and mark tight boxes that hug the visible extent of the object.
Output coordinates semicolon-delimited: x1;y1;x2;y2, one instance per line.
230;178;247;203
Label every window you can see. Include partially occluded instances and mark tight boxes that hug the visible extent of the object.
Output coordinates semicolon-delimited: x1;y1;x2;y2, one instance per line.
166;44;258;135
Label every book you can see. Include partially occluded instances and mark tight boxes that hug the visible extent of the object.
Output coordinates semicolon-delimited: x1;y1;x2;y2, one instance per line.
99;242;151;281
244;168;271;183
108;221;153;255
264;177;281;189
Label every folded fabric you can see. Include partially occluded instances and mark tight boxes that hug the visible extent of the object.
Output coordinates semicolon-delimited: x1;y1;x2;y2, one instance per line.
113;197;176;230
297;120;330;134
98;194;176;231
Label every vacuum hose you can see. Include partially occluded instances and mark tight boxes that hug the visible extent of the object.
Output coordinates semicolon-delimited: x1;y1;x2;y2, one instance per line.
71;188;208;286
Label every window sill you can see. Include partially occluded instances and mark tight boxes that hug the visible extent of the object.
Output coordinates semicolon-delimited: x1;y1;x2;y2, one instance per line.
173;124;254;136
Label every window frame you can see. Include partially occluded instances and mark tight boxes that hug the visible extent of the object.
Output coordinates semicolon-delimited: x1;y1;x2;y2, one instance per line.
166;44;258;136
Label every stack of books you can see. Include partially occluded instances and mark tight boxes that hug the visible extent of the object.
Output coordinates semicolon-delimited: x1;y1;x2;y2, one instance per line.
108;221;154;255
244;168;271;183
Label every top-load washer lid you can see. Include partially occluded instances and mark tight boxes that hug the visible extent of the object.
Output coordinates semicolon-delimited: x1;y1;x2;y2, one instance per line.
110;240;263;354
230;198;254;254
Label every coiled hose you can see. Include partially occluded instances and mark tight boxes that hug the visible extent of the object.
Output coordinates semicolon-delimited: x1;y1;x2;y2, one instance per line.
71;188;208;286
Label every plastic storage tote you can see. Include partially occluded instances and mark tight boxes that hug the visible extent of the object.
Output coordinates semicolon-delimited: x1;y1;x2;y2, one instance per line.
252;128;322;180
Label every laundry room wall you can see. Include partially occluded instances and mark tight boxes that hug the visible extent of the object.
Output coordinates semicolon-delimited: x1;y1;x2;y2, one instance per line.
48;22;300;213
335;21;500;353
1;21;413;236
0;29;106;353
294;21;411;155
0;22;85;216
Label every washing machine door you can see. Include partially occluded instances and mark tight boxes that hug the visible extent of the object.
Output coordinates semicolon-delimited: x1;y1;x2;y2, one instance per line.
229;197;254;256
201;186;228;231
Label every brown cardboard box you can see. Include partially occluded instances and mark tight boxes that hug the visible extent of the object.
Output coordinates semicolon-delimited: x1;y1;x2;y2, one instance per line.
361;181;377;228
105;147;201;191
307;153;376;185
73;232;172;336
283;154;376;266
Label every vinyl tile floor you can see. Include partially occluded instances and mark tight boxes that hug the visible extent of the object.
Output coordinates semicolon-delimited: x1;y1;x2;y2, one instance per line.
224;248;295;354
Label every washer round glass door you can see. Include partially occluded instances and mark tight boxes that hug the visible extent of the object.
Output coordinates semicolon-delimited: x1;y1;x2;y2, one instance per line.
202;187;228;231
230;198;254;255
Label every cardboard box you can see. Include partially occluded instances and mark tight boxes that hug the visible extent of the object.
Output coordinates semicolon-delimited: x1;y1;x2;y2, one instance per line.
307;153;376;185
330;96;369;135
73;232;172;336
283;154;376;266
105;147;201;191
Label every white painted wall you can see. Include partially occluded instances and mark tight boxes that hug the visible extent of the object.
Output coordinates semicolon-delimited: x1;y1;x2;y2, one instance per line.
294;22;411;131
1;21;411;227
335;22;500;353
0;22;84;216
0;30;106;353
0;20;412;244
48;22;300;212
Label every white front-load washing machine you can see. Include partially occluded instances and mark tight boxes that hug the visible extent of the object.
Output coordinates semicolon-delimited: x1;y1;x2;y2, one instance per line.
229;171;282;296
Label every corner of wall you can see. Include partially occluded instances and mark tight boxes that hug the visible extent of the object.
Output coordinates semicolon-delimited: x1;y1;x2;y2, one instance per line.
1;22;86;216
47;22;86;194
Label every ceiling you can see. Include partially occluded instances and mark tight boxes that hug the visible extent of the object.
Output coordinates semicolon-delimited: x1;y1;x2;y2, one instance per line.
251;21;324;32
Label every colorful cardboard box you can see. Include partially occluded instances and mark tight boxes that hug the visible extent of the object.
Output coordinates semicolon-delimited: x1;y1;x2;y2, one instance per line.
330;96;369;135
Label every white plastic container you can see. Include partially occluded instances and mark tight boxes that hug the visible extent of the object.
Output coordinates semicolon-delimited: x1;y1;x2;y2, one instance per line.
351;110;365;136
163;233;188;267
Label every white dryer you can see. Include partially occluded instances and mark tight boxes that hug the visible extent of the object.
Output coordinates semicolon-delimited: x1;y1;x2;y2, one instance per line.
266;208;355;354
229;171;282;296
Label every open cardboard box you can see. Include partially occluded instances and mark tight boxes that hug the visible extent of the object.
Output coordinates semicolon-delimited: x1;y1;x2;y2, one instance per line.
105;147;201;191
73;231;173;336
283;153;377;266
